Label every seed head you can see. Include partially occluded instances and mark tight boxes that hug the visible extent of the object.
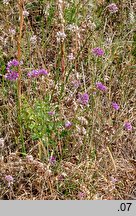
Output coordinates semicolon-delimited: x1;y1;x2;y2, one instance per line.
3;0;10;4
0;138;4;148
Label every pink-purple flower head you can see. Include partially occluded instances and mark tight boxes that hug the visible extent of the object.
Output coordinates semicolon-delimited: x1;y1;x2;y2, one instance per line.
27;70;39;78
107;3;118;13
49;156;56;165
92;47;104;57
65;121;72;129
124;122;132;131
38;69;48;76
96;82;107;91
112;102;119;111
77;192;86;200
5;59;20;81
110;176;118;183
71;79;81;88
57;174;65;181
27;69;48;78
78;93;89;106
26;154;33;162
48;111;55;116
6;59;19;73
5;71;19;81
5;175;13;187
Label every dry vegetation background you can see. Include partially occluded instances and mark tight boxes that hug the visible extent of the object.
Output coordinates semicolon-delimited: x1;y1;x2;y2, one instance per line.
0;0;136;200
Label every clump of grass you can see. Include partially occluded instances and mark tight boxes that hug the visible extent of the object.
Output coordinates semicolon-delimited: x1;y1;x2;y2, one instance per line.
0;0;135;200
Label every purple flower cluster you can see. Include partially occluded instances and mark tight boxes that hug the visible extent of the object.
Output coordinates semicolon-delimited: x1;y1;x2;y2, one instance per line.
5;59;19;81
6;59;19;72
107;3;118;13
112;102;119;110
49;156;56;165
78;93;89;105
65;121;72;129
96;82;107;91
27;70;39;78
92;47;104;57
124;122;132;131
77;192;86;200
71;79;81;88
5;175;14;187
27;69;48;78
48;111;55;116
5;71;19;81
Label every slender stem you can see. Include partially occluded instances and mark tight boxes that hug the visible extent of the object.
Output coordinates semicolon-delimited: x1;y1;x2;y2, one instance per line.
61;40;65;79
17;0;26;154
58;0;65;80
17;0;24;111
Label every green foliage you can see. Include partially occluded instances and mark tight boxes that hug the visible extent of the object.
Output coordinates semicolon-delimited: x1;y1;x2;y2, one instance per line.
47;3;55;26
131;32;136;58
21;96;69;150
64;3;77;24
0;50;6;75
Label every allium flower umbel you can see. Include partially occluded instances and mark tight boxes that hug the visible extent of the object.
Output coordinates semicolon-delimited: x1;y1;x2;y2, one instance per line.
107;3;118;13
78;93;89;105
71;79;80;88
49;156;56;165
92;47;104;57
27;70;39;78
5;175;13;187
96;82;107;91
124;122;132;131
77;192;86;200
27;69;48;78
6;59;19;73
5;59;19;81
23;10;29;17
38;69;48;76
65;121;72;129
5;71;19;81
48;111;55;116
112;102;119;110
